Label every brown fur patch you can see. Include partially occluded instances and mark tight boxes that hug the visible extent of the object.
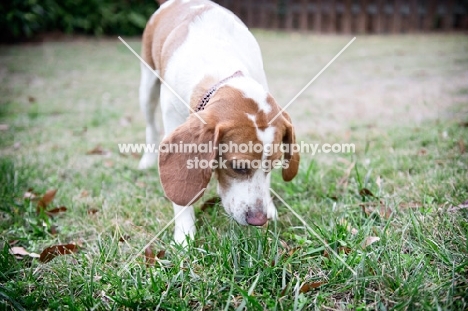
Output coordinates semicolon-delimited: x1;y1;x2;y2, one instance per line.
141;0;215;77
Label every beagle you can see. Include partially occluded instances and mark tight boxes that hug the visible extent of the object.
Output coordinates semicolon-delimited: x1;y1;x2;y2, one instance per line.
138;0;300;244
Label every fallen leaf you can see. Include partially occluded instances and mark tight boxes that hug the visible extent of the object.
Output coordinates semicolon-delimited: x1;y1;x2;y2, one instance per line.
87;208;99;215
361;201;393;219
9;246;30;256
0;124;9;131
28;96;36;103
362;236;380;249
37;189;58;213
86;145;109;155
323;246;351;258
359;188;375;198
9;240;19;246
156;250;166;259
418;148;427;156
447;200;468;212
80;190;89;197
50;225;58;235
119;235;130;242
46;206;67;216
39;244;78;263
145;246;156;266
299;281;325;293
459;139;465;154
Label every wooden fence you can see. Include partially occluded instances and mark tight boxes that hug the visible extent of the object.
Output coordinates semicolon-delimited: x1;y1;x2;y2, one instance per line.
211;0;468;33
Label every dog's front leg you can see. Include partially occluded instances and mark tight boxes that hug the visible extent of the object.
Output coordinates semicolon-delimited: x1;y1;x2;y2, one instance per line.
173;203;196;246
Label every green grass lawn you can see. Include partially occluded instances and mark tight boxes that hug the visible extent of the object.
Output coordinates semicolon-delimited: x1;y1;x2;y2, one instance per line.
1;32;468;310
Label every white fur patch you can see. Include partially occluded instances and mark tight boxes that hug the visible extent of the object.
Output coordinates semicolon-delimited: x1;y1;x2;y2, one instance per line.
191;4;205;9
246;113;276;160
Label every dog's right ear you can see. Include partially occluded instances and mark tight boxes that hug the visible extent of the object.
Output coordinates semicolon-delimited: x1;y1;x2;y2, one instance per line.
158;114;220;206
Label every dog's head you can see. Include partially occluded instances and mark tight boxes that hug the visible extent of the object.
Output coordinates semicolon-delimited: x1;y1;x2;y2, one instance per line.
159;79;299;226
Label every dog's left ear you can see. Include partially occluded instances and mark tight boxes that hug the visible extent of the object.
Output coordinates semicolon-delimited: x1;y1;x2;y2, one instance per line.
158;113;221;206
281;111;300;181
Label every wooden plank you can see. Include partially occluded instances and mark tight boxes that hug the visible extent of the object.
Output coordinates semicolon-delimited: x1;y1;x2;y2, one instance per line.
342;0;352;34
313;0;322;33
408;0;419;32
285;0;294;30
392;0;402;33
246;0;254;27
443;0;455;30
329;0;337;33
423;0;436;31
300;0;308;31
374;0;384;33
357;0;368;33
259;0;269;29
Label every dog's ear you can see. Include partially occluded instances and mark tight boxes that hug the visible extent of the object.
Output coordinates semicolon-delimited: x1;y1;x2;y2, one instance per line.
281;111;300;181
158;114;221;206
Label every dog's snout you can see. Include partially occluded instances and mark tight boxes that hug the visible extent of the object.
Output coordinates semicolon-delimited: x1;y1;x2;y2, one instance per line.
246;210;268;226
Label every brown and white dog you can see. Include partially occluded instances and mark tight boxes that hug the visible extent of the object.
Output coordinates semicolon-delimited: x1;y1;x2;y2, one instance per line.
139;0;300;244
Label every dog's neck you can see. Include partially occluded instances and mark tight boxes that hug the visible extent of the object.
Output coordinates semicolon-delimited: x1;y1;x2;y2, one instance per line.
190;71;243;112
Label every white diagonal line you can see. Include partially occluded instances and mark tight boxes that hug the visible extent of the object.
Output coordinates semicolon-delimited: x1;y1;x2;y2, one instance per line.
118;36;207;125
269;37;356;124
270;188;357;276
119;187;206;274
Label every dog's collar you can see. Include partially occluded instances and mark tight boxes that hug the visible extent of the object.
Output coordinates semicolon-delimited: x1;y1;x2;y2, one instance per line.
195;71;243;112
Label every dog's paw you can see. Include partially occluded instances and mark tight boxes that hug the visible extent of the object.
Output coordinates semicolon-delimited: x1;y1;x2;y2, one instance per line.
138;153;158;169
173;228;195;247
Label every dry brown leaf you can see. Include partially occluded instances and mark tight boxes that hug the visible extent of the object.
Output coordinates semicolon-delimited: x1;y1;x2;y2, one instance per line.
86;145;109;155
359;188;375;198
299;281;325;293
80;190;89;197
50;225;58;235
362;236;380;249
418;148;427;156
459;139;465;154
37;189;58;213
119;235;130;242
145;246;156;266
28;96;36;103
361;201;393;219
46;206;67;216
156;250;166;259
87;208;99;215
39;244;79;263
447;200;468;212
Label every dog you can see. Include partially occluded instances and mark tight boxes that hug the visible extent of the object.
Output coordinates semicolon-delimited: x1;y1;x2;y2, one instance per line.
138;0;300;244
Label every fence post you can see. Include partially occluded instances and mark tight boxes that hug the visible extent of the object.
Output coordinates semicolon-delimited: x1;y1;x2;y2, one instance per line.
374;0;384;33
300;0;308;30
442;0;454;30
357;0;368;33
423;0;436;31
313;0;322;33
408;0;419;32
392;0;402;33
329;0;337;33
342;0;352;34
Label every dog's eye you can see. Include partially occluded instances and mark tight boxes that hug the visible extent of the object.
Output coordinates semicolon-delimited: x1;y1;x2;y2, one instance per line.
232;167;250;175
230;161;250;175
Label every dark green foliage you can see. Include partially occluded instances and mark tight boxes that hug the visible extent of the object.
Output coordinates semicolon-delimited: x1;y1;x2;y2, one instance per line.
0;0;158;42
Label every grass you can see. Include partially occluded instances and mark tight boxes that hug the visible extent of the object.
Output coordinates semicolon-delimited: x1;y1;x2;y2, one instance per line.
1;32;468;310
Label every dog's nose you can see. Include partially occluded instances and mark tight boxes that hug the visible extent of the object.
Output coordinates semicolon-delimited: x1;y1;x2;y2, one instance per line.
246;211;268;226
